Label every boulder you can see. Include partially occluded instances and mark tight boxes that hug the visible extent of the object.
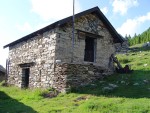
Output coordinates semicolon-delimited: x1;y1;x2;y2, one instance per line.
142;42;150;47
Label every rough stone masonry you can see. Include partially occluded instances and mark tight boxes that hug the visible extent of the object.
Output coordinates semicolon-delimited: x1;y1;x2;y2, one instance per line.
6;8;123;92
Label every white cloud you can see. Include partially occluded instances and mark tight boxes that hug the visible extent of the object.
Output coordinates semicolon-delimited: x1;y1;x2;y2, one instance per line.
101;7;108;15
36;22;53;30
117;12;150;37
0;38;9;67
117;19;139;36
1;22;32;67
31;0;82;21
0;48;8;67
138;12;150;22
1;21;44;67
16;22;32;32
112;0;139;15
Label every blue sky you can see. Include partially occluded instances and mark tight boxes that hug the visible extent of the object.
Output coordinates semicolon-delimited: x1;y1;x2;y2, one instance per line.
0;0;150;66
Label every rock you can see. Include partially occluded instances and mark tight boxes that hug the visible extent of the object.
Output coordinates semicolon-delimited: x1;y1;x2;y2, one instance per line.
99;81;105;84
142;42;150;47
133;83;139;86
121;81;125;84
108;83;118;88
125;82;130;85
102;87;113;92
143;80;149;83
88;71;94;75
42;90;59;98
74;96;90;102
91;84;96;86
144;64;148;67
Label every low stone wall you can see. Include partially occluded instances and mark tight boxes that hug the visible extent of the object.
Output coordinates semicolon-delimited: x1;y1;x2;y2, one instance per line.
115;41;129;53
53;63;114;92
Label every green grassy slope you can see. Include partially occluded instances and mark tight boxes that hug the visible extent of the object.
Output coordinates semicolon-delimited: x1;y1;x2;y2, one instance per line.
0;46;150;113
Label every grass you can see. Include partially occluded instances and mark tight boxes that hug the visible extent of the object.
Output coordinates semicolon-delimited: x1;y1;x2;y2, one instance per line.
0;45;150;113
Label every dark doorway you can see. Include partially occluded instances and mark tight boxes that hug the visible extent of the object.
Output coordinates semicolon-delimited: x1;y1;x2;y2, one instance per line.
21;68;30;88
84;37;96;62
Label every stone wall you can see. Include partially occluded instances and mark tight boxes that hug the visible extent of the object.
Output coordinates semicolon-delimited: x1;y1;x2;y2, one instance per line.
53;63;113;93
7;13;117;90
55;13;116;71
8;29;57;88
115;40;129;53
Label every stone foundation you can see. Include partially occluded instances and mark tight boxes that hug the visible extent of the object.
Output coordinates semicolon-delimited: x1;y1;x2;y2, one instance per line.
53;63;113;92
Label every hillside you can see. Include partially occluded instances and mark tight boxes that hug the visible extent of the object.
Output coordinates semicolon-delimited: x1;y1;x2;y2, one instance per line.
0;46;150;113
127;27;150;46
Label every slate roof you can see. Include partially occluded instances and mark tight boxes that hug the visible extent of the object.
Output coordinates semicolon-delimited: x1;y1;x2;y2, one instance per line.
4;6;124;48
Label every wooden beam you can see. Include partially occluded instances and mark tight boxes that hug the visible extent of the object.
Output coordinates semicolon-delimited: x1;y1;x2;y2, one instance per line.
18;62;35;68
77;29;103;39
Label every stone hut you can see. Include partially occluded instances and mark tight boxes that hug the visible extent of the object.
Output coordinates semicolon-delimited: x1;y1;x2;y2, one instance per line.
4;7;124;92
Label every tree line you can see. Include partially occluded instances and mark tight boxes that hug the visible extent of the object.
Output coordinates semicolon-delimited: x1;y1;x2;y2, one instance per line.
125;27;150;46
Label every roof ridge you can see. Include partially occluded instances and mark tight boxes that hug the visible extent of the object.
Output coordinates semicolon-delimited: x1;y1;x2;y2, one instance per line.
4;6;123;48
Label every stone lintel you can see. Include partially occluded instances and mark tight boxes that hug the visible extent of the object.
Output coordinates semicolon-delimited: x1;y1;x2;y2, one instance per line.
18;62;35;68
77;29;103;39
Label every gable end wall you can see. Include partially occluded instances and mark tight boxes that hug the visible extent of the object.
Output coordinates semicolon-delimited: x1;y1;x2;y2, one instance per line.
8;29;57;88
55;13;116;71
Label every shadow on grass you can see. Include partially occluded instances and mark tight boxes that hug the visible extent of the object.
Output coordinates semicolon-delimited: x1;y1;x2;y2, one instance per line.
0;91;37;113
71;70;150;99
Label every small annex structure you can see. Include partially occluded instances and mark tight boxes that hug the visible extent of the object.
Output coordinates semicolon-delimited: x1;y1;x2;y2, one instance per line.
0;65;6;82
4;7;124;92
